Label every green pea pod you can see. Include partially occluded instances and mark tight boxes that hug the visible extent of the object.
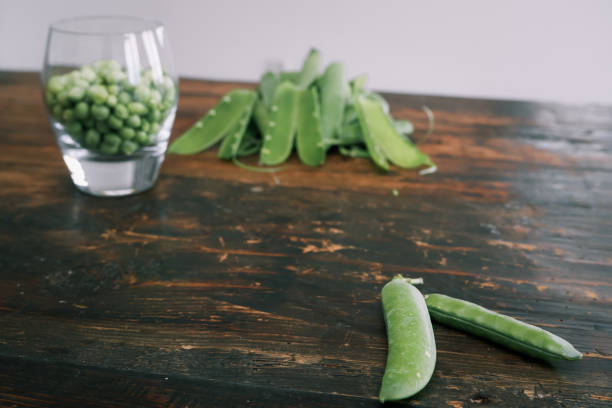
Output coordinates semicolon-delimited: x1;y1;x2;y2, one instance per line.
218;99;256;160
352;92;389;171
253;98;269;136
259;72;280;107
354;93;433;169
426;294;582;361
260;81;300;165
379;275;436;402
350;75;368;94
296;87;325;166
318;62;346;142
296;49;320;89
169;89;256;154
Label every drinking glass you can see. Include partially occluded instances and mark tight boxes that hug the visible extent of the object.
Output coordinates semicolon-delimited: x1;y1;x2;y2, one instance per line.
42;16;178;196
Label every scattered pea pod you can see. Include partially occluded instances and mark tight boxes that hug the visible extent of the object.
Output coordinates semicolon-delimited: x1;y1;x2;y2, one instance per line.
426;294;582;361
379;275;436;403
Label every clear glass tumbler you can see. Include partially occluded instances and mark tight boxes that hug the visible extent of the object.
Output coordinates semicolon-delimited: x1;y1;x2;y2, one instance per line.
42;16;178;196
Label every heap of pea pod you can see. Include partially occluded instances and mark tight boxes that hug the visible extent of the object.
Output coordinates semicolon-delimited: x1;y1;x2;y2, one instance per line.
169;49;436;173
45;60;176;156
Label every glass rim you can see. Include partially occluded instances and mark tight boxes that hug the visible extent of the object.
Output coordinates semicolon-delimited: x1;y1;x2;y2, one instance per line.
49;15;164;36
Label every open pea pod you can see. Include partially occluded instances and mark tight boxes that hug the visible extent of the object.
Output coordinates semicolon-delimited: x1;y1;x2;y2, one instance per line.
354;93;434;170
218;99;256;160
318;62;346;142
169;89;256;154
260;81;300;165
296;87;325;166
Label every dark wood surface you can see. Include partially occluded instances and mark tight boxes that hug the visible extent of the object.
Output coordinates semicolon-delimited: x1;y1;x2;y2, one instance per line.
0;71;610;407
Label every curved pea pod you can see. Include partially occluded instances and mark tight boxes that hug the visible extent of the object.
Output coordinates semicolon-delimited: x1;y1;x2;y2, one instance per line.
296;48;320;89
354;93;434;170
260;81;300;166
218;100;255;160
379;275;436;403
426;294;582;361
318;62;346;142
296;87;325;166
352;92;389;171
169;89;256;154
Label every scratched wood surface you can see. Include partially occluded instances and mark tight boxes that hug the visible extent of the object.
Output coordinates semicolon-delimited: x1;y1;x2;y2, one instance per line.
0;72;610;407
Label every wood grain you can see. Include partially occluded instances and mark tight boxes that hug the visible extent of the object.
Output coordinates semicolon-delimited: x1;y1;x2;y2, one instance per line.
0;71;610;407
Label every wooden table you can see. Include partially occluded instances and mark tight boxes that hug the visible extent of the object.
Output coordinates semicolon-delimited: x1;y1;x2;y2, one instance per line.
0;72;610;407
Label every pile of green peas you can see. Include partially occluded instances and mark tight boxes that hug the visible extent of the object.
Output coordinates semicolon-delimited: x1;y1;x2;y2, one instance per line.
45;60;176;156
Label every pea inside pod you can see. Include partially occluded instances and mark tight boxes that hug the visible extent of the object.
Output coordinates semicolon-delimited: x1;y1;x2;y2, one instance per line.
379;275;436;403
426;293;582;361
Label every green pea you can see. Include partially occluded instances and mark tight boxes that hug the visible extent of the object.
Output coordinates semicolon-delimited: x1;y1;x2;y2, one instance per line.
107;84;120;95
114;104;129;119
103;133;121;148
66;121;82;135
150;122;160;134
134;85;150;102
83;118;95;129
145;133;156;145
128;101;147;115
140;121;150;133
135;130;148;144
87;85;108;104
62;109;74;122
126;114;141;128
425;294;582;361
379;276;436;403
106;94;118;107
91;104;110;121
147;89;162;107
96;121;109;133
121;140;139;155
84;129;101;148
45;90;56;105
75;102;89;119
56;91;70;107
80;66;97;82
147;109;161;123
52;105;63;119
120;127;135;140
118;92;131;105
99;142;119;155
47;76;66;94
108;115;123;130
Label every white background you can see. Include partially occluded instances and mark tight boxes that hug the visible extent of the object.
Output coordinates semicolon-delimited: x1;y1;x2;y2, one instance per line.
1;0;611;104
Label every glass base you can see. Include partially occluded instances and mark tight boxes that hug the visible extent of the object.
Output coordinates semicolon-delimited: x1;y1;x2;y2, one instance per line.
61;142;167;197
